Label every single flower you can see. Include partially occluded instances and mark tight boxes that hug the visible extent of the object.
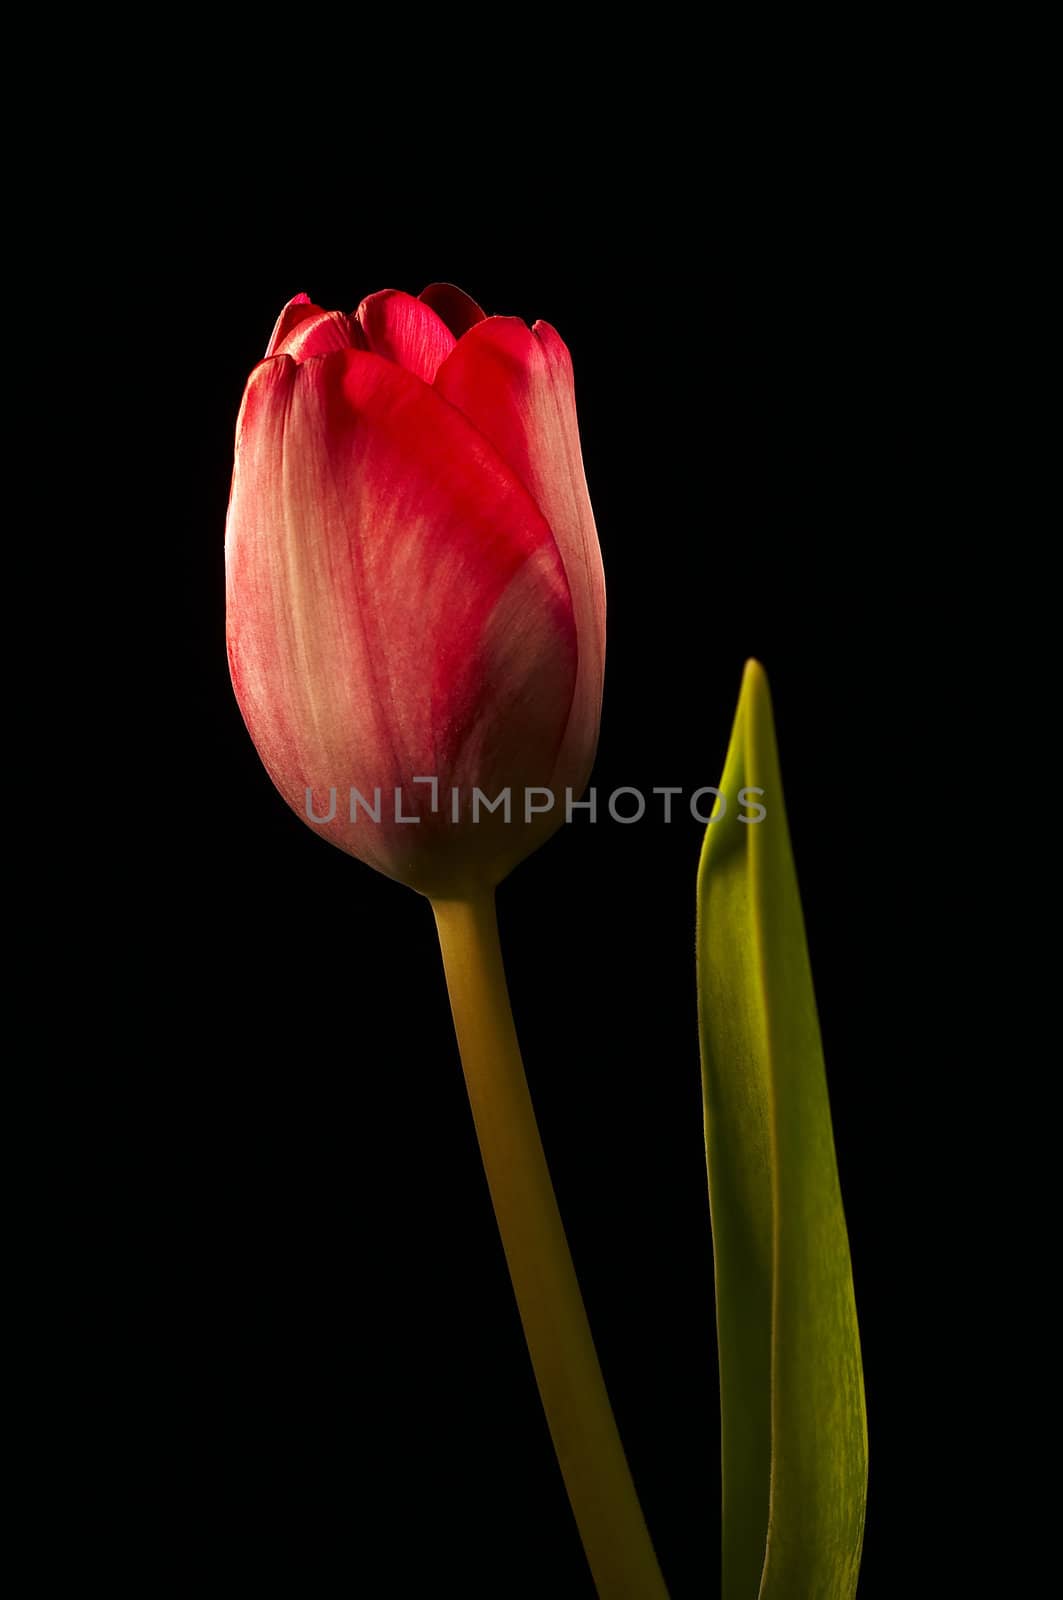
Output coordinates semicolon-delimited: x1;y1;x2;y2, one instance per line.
225;283;605;896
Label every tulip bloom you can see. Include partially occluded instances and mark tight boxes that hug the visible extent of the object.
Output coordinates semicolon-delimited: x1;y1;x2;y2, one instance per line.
225;283;605;896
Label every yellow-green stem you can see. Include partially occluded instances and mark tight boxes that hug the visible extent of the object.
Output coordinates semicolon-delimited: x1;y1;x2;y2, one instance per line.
431;891;668;1600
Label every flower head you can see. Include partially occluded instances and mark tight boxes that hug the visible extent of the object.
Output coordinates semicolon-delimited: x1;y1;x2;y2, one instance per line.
225;284;605;895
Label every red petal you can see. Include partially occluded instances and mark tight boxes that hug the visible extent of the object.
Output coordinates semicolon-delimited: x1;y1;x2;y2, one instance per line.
265;294;315;355
419;282;486;337
266;295;361;361
434;318;605;796
354;289;456;383
225;349;576;890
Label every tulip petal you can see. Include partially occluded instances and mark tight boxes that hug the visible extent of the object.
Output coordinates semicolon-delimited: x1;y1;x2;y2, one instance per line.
419;282;486;337
354;289;456;384
265;293;315;353
434;319;605;796
226;349;577;891
266;294;361;361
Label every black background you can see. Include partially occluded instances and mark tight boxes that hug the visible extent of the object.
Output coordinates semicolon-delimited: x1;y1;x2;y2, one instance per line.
82;136;970;1598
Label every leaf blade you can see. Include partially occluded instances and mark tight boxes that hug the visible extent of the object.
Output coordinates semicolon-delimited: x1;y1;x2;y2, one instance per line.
697;660;867;1600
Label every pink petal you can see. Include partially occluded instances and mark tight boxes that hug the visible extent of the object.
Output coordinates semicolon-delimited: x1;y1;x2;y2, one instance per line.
434;318;605;797
266;295;361;361
419;282;486;337
354;289;456;383
265;294;315;355
225;349;577;892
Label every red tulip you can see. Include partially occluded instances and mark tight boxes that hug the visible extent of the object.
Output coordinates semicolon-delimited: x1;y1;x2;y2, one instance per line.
225;284;605;896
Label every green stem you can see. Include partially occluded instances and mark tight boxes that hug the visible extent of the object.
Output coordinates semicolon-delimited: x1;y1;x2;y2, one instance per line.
431;891;668;1599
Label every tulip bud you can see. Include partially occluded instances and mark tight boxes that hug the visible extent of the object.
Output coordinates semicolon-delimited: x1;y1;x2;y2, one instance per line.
225;285;605;897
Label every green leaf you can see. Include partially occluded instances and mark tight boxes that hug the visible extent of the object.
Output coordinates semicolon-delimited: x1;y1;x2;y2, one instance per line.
697;660;867;1600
